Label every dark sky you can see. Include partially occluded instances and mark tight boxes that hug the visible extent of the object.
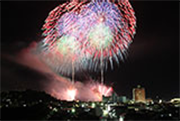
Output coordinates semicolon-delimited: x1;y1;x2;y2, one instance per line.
1;1;179;100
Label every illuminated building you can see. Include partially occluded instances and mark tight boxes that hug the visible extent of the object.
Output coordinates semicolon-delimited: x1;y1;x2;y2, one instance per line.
133;85;146;103
170;98;180;103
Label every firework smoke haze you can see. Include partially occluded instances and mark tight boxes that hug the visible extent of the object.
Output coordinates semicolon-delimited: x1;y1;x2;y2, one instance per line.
4;44;113;101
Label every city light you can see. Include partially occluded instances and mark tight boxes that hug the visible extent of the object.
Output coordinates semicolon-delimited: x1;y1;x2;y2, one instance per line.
71;108;76;113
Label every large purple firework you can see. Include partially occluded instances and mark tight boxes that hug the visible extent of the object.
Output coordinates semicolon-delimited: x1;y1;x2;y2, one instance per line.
39;0;136;76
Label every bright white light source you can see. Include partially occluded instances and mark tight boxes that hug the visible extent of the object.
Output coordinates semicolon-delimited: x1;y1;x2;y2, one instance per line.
67;88;77;101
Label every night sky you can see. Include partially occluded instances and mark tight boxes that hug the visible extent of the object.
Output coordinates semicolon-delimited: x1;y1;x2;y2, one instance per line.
1;1;179;100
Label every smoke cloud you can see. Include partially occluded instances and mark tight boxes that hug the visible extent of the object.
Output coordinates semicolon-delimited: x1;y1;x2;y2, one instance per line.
2;43;113;101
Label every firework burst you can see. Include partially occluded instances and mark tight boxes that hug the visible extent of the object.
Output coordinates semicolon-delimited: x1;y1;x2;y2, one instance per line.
39;0;136;77
90;83;113;101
